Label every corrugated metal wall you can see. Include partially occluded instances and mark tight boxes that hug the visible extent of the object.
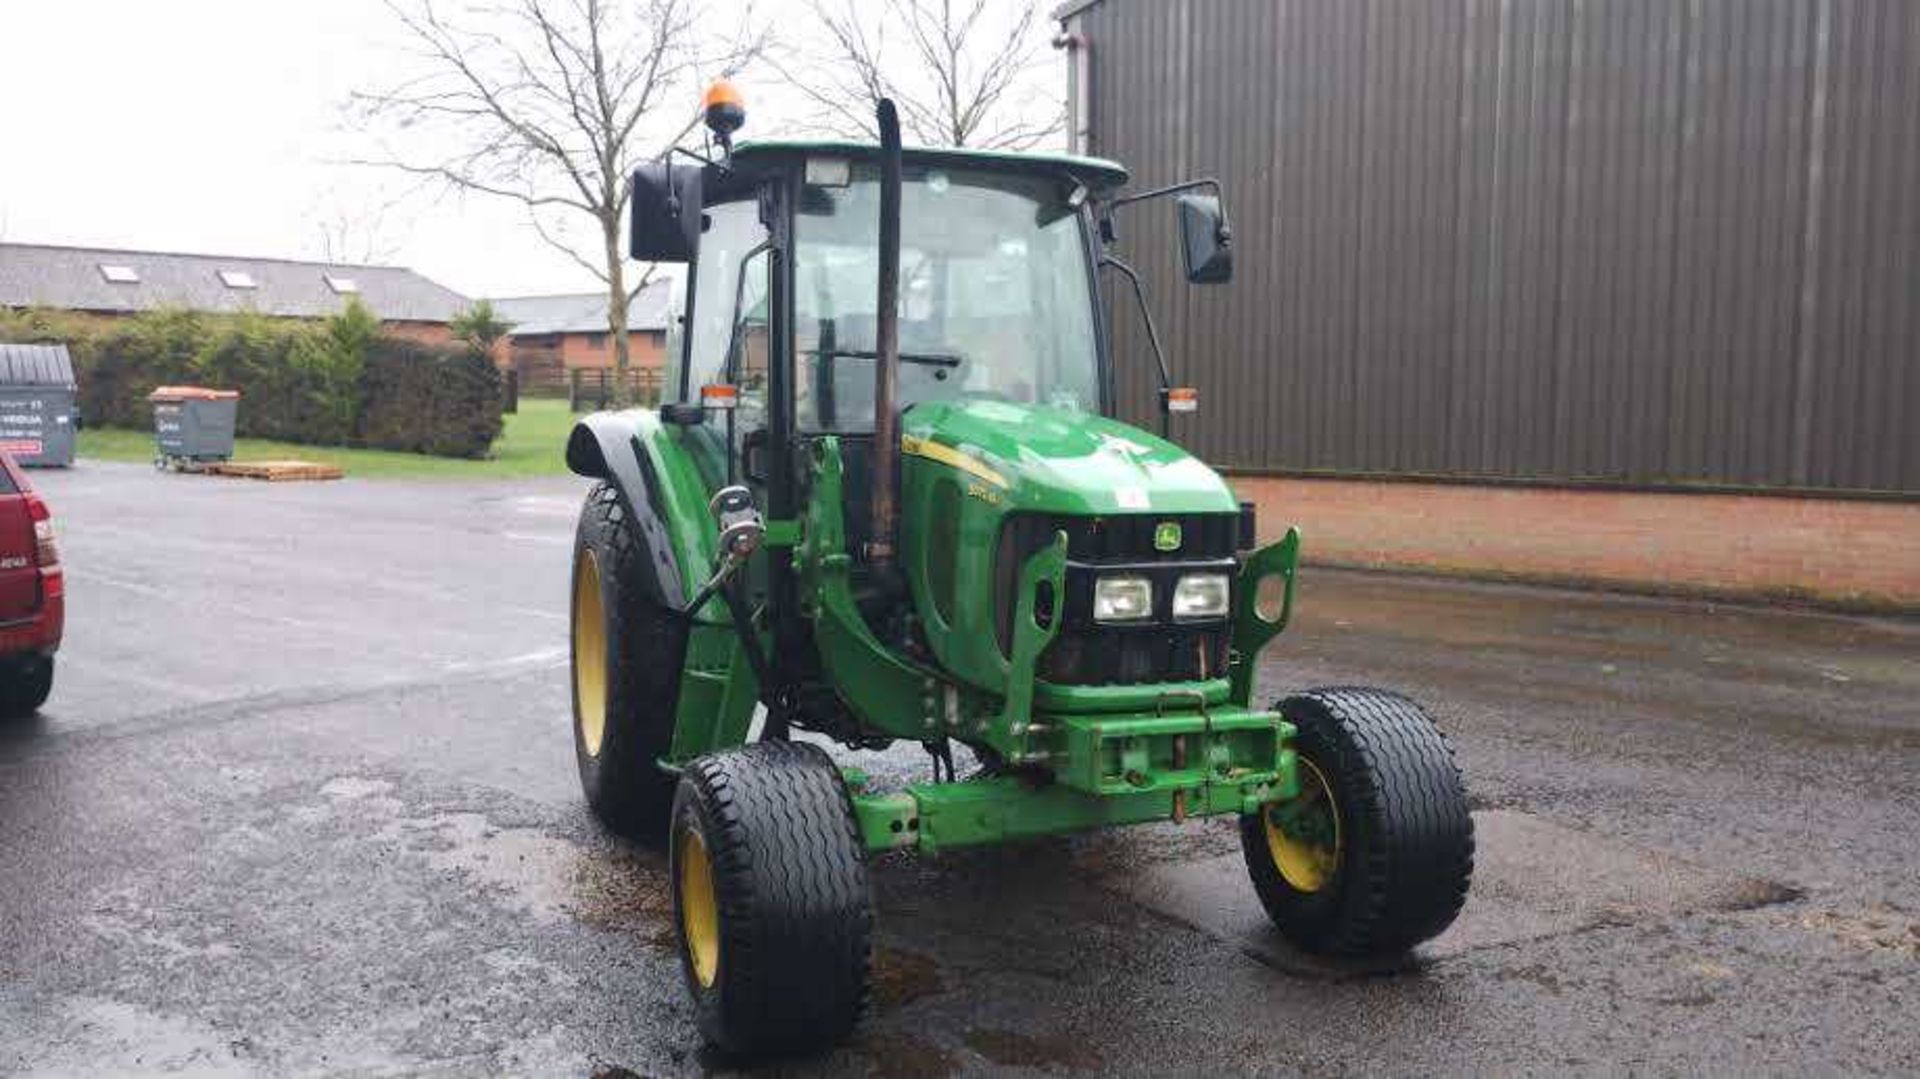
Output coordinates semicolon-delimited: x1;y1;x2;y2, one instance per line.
1067;0;1920;494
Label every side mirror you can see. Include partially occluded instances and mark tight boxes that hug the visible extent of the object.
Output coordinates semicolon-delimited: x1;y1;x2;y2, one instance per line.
630;162;704;262
1175;194;1232;284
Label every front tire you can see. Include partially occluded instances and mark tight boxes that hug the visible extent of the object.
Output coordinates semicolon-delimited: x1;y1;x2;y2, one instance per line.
571;482;687;839
1241;687;1474;957
670;741;873;1057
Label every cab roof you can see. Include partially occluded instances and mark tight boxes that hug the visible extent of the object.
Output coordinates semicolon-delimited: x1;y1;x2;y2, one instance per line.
729;140;1130;194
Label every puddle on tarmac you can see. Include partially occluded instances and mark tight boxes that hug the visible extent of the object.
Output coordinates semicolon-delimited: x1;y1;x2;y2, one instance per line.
1070;816;1242;877
28;997;250;1076
510;495;580;518
872;946;946;1010
377;811;585;922
1782;905;1920;959
313;776;673;939
1109;809;1807;975
320;776;395;801
570;845;673;941
1719;877;1804;910
962;1026;1102;1072
856;1028;961;1078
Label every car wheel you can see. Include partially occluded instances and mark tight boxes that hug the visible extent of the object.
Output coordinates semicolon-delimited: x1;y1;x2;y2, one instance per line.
0;656;54;720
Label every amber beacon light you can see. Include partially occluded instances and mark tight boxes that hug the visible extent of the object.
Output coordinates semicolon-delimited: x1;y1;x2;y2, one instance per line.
702;80;746;149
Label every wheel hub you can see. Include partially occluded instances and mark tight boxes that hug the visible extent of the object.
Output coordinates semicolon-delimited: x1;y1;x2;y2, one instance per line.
677;826;721;988
572;549;608;757
1264;755;1342;893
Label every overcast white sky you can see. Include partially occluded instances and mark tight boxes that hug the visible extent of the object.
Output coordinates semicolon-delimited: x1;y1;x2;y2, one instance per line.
0;1;1065;302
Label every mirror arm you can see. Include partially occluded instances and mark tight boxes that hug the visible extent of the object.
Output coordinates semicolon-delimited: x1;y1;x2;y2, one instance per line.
667;145;732;176
1099;254;1175;438
1098;176;1230;244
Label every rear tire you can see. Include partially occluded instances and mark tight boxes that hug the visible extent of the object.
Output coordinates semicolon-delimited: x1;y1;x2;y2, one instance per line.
0;656;53;720
670;741;873;1057
571;482;686;839
1241;687;1474;957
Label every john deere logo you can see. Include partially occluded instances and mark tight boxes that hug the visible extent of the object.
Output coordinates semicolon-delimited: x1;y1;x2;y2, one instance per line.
1153;521;1182;552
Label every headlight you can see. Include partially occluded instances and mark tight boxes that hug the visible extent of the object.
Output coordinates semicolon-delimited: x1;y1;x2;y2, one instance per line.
1171;573;1230;620
1092;575;1153;622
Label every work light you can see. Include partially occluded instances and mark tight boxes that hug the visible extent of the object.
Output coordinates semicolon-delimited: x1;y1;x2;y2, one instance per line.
1092;575;1153;622
1171;573;1230;620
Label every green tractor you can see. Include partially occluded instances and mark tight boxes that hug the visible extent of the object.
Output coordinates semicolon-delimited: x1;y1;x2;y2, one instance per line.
566;89;1473;1055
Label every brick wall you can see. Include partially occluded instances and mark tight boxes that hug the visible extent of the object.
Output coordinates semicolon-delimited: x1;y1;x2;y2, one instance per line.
1232;475;1920;611
551;330;666;370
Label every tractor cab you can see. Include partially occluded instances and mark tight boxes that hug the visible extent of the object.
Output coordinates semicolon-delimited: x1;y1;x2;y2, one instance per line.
564;87;1474;1057
663;142;1124;556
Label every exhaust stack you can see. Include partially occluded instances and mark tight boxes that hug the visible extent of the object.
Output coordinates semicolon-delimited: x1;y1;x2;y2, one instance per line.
868;98;903;568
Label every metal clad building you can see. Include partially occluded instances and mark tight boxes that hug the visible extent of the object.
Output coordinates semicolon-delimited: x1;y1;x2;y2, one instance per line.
1059;0;1920;495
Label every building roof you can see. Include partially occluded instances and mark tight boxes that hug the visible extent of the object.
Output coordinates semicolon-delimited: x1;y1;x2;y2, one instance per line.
0;243;471;323
0;343;75;387
492;280;676;336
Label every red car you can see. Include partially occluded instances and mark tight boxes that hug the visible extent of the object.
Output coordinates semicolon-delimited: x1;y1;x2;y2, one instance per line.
0;452;61;718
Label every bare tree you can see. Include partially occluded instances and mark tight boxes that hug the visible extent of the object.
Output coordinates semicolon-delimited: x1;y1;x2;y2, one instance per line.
314;194;404;266
776;0;1062;150
350;0;765;402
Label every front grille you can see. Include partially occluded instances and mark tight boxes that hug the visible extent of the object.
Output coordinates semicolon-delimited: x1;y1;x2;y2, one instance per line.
1036;619;1232;685
1010;513;1240;563
995;512;1237;686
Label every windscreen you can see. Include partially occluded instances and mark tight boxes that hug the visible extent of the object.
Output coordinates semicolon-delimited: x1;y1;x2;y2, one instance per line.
793;164;1100;431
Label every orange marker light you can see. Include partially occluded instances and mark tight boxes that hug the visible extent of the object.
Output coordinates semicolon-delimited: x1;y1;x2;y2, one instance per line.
701;384;740;410
703;80;746;144
702;79;744;111
1167;387;1199;413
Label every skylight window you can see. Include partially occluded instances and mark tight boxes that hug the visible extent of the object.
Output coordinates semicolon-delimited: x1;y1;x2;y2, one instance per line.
323;275;359;294
99;264;140;284
218;270;258;289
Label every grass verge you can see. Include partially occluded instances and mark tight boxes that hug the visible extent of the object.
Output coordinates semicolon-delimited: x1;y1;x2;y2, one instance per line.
79;398;578;480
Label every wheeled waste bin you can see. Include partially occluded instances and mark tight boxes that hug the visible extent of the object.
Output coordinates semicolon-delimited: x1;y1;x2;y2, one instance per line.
0;343;79;468
149;386;240;471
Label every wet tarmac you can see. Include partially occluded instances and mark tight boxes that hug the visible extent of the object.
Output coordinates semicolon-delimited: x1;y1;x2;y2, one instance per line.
1;463;1915;1075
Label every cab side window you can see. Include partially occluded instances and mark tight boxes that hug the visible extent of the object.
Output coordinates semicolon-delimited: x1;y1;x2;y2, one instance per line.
678;199;770;404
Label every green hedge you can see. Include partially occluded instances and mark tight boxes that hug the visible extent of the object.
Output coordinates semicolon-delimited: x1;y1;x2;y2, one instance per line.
357;336;504;457
0;303;503;459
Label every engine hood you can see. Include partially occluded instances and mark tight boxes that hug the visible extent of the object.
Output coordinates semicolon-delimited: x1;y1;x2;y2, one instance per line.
899;400;1238;516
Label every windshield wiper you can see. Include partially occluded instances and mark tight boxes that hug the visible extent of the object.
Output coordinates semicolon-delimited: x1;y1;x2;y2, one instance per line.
807;347;961;369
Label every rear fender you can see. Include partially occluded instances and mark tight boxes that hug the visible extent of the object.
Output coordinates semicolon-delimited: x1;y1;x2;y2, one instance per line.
568;411;759;759
565;411;716;611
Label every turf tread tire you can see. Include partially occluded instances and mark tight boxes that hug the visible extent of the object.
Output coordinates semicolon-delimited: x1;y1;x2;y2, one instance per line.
572;481;686;839
1241;687;1474;957
672;741;873;1057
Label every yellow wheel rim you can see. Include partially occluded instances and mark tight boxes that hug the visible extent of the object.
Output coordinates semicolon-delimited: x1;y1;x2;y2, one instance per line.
678;827;721;988
1264;756;1342;894
572;549;608;758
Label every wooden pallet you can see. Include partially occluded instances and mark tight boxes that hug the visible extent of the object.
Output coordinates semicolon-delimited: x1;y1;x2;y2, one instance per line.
205;459;345;482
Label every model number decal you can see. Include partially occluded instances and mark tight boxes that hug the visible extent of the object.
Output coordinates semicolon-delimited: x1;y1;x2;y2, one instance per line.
965;481;1002;505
